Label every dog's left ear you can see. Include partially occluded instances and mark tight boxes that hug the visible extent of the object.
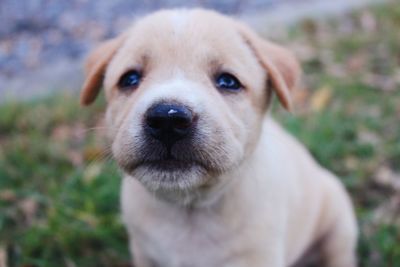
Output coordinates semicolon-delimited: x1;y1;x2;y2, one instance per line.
237;24;301;111
80;35;126;106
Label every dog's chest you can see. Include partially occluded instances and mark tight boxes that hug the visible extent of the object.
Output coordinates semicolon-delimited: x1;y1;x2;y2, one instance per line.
122;177;270;267
136;209;238;267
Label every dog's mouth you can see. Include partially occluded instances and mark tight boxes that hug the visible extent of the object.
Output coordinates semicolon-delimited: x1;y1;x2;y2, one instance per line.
114;130;231;188
137;158;199;171
120;154;212;191
117;147;205;173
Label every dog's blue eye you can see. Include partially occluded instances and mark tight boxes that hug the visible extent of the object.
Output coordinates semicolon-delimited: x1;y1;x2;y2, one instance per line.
215;73;242;91
118;70;142;90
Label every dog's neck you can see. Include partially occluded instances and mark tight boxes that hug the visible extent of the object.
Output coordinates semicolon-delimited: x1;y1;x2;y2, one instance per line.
143;177;233;208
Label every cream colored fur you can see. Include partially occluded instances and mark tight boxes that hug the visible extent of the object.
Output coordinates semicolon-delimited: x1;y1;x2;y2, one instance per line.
80;9;358;267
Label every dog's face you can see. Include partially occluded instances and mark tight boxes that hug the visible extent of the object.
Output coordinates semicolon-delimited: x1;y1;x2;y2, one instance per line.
80;9;300;201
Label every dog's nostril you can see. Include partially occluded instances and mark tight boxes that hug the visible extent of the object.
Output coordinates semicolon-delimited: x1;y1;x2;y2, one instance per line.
145;103;194;145
171;116;192;130
147;116;168;130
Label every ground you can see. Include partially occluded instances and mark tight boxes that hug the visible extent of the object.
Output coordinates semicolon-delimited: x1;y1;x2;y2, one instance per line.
0;2;399;267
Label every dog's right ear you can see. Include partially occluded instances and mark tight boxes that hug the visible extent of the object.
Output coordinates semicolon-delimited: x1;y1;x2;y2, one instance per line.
236;23;301;111
80;36;125;106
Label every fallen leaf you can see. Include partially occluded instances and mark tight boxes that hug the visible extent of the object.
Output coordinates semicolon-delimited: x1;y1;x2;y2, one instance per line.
67;150;83;166
358;130;381;146
362;74;397;92
83;146;106;162
360;11;377;32
0;189;16;202
0;246;6;267
310;86;332;112
64;257;77;267
18;198;39;225
83;163;102;184
374;165;400;191
373;194;400;225
346;52;367;73
51;125;72;142
345;156;359;170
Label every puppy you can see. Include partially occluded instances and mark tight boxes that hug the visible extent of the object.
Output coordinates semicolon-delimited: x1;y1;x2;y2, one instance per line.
80;9;358;267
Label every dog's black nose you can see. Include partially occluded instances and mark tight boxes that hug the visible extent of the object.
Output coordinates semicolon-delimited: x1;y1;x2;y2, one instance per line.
145;103;194;146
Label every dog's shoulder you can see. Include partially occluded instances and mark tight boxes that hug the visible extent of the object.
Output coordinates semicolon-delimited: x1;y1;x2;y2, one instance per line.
261;116;313;161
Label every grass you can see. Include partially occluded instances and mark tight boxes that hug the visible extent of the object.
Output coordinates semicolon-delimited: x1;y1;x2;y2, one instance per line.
1;2;399;266
0;97;129;266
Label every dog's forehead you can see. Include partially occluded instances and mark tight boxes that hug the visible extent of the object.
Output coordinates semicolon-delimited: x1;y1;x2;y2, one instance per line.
124;9;244;58
169;10;189;34
133;9;235;36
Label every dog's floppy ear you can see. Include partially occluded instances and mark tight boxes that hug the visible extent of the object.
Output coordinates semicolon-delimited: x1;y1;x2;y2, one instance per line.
237;24;301;111
80;35;125;106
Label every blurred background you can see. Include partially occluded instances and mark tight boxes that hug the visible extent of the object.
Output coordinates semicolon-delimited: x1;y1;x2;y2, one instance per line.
0;0;383;100
0;0;399;266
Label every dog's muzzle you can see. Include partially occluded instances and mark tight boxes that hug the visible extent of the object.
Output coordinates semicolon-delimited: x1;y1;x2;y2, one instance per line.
115;100;229;186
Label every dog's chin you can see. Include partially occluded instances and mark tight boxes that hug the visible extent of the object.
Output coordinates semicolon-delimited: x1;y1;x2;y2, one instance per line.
125;160;210;192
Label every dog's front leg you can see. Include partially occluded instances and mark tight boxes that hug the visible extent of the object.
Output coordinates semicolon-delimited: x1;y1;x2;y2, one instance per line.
222;245;285;267
131;241;158;267
232;255;285;267
320;219;358;267
319;177;358;267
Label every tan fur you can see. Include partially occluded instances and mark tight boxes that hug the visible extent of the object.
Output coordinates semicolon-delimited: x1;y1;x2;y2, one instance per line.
81;9;358;267
81;35;126;105
236;23;301;110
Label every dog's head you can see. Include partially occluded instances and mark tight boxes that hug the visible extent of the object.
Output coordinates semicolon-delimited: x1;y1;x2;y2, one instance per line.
80;9;300;203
